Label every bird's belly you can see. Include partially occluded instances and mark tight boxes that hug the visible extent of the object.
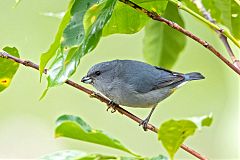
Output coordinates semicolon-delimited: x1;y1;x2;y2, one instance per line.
109;88;174;108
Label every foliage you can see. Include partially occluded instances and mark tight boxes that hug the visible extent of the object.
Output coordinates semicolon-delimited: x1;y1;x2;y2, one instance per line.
55;115;137;156
1;0;239;159
41;150;167;160
0;47;19;92
102;0;168;36
202;0;240;39
54;114;212;159
143;2;186;68
38;0;240;92
158;114;213;159
40;0;118;92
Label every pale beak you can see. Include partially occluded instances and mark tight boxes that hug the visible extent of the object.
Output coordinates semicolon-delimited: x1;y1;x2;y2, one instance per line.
81;76;93;84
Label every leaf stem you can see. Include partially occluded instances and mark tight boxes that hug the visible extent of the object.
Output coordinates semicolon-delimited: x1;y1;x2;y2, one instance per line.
169;0;240;49
119;0;240;76
0;51;208;160
191;0;240;69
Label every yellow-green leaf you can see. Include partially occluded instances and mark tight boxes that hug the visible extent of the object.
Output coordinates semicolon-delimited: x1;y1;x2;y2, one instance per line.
102;0;168;36
41;150;86;160
158;114;213;159
43;0;117;94
39;0;75;79
55;115;138;156
0;47;20;92
41;150;167;160
143;3;186;69
202;0;240;39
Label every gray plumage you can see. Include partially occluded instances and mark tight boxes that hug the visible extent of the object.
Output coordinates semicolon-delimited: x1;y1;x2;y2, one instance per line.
81;60;204;130
82;60;204;108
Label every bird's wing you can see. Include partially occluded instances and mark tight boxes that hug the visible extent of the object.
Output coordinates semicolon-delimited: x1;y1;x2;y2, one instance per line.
117;61;185;94
154;66;178;74
151;75;184;90
123;67;185;93
151;66;184;90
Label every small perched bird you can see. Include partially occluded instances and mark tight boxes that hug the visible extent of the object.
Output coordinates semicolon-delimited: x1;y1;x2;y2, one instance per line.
81;60;204;131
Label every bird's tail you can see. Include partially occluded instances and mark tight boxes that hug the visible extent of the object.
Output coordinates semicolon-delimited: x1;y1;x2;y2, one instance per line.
184;72;205;81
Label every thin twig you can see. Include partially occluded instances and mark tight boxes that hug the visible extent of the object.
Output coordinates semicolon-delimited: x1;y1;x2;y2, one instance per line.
0;51;208;160
192;0;240;69
119;0;240;76
168;0;240;49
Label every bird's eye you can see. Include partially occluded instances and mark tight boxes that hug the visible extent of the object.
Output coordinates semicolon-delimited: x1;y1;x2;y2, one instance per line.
95;71;101;76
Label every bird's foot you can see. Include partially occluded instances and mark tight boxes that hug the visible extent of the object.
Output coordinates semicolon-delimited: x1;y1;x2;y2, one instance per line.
107;101;117;113
139;118;150;131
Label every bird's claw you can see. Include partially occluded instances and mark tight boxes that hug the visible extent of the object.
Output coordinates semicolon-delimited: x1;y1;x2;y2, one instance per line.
139;119;149;131
107;101;117;113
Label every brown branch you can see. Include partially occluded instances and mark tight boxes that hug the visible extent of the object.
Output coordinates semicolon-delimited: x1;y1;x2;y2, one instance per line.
192;0;240;69
0;51;208;160
119;0;240;75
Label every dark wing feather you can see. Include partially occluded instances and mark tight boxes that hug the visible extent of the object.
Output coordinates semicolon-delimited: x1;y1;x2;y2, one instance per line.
152;66;184;90
154;66;181;74
117;60;184;93
151;76;184;90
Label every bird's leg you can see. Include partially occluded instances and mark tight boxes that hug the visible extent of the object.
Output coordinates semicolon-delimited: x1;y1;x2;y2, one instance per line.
139;106;156;131
107;100;117;113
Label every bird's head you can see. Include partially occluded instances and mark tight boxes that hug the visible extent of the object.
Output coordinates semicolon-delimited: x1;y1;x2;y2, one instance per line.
81;60;119;87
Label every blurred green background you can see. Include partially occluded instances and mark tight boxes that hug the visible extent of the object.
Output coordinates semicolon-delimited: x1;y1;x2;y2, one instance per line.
0;0;239;159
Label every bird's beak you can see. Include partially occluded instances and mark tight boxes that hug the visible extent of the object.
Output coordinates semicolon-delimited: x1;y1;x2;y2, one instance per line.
81;76;93;84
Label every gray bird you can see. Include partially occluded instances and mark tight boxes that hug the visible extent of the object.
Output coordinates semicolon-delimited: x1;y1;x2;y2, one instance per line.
81;60;204;130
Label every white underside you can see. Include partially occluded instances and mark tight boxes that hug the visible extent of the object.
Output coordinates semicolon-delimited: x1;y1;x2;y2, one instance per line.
176;81;187;88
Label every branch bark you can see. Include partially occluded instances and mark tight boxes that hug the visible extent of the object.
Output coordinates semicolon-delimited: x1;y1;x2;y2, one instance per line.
119;0;240;76
0;51;208;160
192;0;240;69
169;0;240;49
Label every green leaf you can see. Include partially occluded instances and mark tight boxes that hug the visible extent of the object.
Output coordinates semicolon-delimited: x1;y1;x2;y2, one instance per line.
202;0;231;27
187;113;213;129
148;155;168;160
41;150;86;160
178;0;202;14
77;154;117;160
231;0;240;39
42;151;116;160
55;115;138;156
0;47;20;92
41;151;115;160
80;0;117;55
46;47;78;88
202;0;240;39
45;0;117;91
143;2;186;69
39;0;75;79
41;0;101;82
158;114;213;159
61;0;100;47
102;0;168;36
120;155;167;160
102;2;148;36
41;150;167;160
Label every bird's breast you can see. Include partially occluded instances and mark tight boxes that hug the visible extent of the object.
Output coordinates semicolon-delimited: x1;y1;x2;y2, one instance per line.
98;80;174;108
